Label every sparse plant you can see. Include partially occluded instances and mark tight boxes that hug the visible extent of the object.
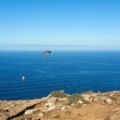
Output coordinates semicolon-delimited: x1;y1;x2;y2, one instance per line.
83;90;95;95
65;110;71;115
97;91;102;94
25;116;32;120
76;103;82;108
77;113;81;116
50;90;67;98
104;116;110;120
67;93;87;105
20;117;25;120
53;114;61;118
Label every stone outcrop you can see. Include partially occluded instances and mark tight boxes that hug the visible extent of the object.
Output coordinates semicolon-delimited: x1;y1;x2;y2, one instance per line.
0;91;120;120
105;108;120;120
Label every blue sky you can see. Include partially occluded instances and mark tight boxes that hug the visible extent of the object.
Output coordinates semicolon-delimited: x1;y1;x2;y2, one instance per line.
0;0;120;50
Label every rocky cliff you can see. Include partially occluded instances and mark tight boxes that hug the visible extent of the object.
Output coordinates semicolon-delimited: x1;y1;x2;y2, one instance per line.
0;90;120;120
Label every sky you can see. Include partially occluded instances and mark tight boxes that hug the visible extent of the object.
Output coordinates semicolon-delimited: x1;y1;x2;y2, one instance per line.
0;0;120;50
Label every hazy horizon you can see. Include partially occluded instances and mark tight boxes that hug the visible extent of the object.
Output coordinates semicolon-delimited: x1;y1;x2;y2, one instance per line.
0;44;120;51
0;0;120;50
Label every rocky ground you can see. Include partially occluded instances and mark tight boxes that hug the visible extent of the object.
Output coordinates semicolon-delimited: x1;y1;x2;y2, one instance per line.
0;90;120;120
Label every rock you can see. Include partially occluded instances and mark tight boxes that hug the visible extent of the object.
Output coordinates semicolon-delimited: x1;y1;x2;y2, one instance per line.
47;106;56;111
45;102;54;107
10;104;16;108
110;94;114;97
43;106;56;112
45;97;56;107
77;100;83;104
104;98;112;104
94;97;98;102
105;108;120;120
57;98;68;102
39;112;44;117
47;97;56;103
43;106;48;110
61;106;65;110
111;108;120;113
92;94;97;97
25;108;40;115
81;94;90;101
71;103;75;106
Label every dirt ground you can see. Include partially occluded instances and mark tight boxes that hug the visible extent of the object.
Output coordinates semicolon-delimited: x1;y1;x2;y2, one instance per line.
0;101;120;120
0;91;120;120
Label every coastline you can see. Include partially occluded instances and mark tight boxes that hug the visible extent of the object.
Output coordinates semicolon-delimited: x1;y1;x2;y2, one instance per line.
0;90;120;120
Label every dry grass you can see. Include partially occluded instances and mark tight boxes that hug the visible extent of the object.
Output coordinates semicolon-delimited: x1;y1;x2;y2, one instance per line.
50;90;67;98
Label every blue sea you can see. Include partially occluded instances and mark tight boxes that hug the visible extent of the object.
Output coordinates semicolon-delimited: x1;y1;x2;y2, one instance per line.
0;51;120;100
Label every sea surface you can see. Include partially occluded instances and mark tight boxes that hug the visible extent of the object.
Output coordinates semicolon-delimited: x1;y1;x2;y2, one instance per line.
0;51;120;100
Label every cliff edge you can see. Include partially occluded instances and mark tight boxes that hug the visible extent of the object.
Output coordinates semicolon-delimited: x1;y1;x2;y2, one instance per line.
0;90;120;120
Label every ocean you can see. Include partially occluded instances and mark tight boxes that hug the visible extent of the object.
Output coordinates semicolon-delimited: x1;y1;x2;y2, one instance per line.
0;51;120;100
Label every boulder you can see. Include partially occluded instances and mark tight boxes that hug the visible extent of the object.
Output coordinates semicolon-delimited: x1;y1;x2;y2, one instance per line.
77;100;83;104
104;98;112;104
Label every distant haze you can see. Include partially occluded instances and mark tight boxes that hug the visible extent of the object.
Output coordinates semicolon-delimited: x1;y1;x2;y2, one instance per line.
0;0;120;50
0;44;119;51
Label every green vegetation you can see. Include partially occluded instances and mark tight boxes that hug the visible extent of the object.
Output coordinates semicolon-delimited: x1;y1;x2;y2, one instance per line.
82;90;95;95
50;90;67;98
50;90;89;105
97;91;102;94
67;93;87;105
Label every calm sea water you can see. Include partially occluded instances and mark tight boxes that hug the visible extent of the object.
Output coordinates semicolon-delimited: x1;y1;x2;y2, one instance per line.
0;51;120;100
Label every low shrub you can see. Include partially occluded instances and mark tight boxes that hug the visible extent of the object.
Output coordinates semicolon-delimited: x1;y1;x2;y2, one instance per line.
50;90;67;98
67;93;87;105
83;90;95;95
104;116;110;120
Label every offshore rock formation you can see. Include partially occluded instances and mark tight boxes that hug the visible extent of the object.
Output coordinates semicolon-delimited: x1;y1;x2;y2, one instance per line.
0;90;120;120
